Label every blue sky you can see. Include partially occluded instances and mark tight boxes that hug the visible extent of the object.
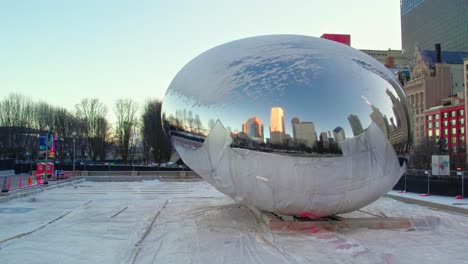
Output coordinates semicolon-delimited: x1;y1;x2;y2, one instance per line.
0;0;402;119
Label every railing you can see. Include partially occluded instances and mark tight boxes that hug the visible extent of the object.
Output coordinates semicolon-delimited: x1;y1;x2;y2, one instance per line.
395;169;466;197
75;170;201;178
406;169;467;177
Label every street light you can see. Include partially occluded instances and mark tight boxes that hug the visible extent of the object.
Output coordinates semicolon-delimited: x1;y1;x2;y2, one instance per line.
44;125;50;185
72;131;77;176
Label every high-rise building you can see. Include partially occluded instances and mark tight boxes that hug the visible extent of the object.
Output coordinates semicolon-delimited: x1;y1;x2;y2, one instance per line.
401;0;468;58
347;114;364;136
333;126;346;143
293;121;317;148
404;47;468;145
270;107;285;144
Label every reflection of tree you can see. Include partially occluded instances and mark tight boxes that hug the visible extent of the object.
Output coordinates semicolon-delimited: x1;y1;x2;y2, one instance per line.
187;111;194;131
164;108;208;137
311;140;342;155
208;119;216;130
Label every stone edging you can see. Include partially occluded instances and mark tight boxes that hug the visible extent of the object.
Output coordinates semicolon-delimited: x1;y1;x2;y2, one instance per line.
385;193;468;215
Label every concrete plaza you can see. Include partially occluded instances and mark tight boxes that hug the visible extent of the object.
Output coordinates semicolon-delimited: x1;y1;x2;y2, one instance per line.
0;179;467;263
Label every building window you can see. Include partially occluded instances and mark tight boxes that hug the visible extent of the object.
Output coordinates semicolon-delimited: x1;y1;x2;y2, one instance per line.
452;137;457;143
435;114;440;120
428;115;432;121
435;129;440;136
460;110;464;116
451;119;456;125
451;111;456;117
444;128;448;135
460;127;465;134
443;120;448;126
435;122;440;128
428;123;433;128
452;147;457;153
460;136;465;143
460;119;464;125
428;130;433;137
443;112;448;118
452;128;457;134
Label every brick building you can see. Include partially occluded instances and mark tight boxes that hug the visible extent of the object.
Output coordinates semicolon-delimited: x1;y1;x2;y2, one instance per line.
425;102;465;154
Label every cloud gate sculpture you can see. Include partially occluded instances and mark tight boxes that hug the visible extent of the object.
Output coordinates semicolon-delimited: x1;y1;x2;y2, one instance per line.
162;35;412;217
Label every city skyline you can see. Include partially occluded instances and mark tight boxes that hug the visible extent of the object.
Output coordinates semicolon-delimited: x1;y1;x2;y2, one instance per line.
0;0;402;120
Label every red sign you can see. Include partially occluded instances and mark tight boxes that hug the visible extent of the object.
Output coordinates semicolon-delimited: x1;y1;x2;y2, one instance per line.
36;163;45;175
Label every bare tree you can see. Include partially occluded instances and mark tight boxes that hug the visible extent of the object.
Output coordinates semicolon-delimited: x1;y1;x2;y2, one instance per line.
410;137;438;169
75;98;109;161
0;94;37;160
114;99;139;165
141;99;172;165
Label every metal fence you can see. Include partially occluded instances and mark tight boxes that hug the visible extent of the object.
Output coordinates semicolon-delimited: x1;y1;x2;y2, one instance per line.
75;170;201;178
395;169;466;197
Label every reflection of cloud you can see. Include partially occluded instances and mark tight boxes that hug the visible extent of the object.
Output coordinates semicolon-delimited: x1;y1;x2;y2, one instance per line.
352;59;395;82
361;95;372;106
168;36;324;106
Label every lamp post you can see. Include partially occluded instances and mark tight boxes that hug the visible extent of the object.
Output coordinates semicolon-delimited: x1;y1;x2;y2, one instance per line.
72;131;77;176
44;125;50;185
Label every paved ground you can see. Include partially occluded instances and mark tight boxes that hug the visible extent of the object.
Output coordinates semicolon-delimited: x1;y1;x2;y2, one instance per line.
0;180;468;263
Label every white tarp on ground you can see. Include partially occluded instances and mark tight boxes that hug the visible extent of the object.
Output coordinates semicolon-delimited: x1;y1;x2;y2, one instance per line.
0;181;468;264
175;122;405;216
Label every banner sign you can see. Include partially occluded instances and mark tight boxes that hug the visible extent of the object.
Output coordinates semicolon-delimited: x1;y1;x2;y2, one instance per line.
49;133;56;158
39;133;57;158
39;135;47;151
431;155;450;176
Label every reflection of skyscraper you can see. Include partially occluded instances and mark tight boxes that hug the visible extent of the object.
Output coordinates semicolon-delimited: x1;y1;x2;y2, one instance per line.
242;116;264;143
293;121;317;148
386;89;409;145
333;126;346;143
369;105;389;136
347;114;364;136
291;117;300;139
320;132;329;150
270;107;285;144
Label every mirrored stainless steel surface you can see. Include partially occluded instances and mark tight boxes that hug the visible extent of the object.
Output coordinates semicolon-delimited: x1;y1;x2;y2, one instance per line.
161;35;412;216
162;35;412;157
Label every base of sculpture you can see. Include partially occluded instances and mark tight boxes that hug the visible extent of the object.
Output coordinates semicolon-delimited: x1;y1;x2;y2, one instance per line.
246;204;434;231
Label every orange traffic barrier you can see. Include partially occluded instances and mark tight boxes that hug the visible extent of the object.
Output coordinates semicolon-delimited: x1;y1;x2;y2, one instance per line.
28;176;32;187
